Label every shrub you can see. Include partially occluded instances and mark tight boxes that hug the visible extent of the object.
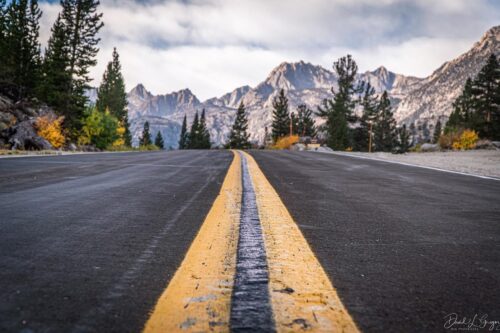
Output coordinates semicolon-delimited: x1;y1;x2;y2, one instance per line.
35;115;65;148
452;129;478;150
273;135;299;149
409;143;422;153
439;129;478;150
111;123;126;147
79;107;121;150
138;144;160;151
438;130;461;150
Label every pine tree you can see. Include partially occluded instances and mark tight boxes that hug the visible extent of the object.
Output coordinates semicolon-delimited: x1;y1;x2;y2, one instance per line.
139;121;152;146
198;109;211;149
317;55;360;150
178;114;188;149
290;112;298;135
0;0;42;99
154;131;164;149
446;78;475;133
96;48;130;145
122;113;132;147
353;82;377;151
228;102;251;149
397;124;411;153
0;0;7;60
59;0;103;134
187;112;199;149
39;13;72;114
374;91;397;152
471;54;500;140
296;104;316;137
433;120;442;143
96;48;127;119
271;89;290;141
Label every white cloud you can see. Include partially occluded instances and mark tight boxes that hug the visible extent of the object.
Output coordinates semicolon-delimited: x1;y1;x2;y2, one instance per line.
38;0;500;100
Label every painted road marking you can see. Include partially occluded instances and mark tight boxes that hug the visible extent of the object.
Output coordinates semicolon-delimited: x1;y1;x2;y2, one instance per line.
243;151;360;333
144;150;359;332
143;151;241;332
230;152;275;332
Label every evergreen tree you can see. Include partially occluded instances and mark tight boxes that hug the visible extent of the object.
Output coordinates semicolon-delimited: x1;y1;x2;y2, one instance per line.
198;109;211;149
422;121;431;143
296;104;316;137
122;113;132;147
471;54;500;140
271;89;290;141
187;112;200;149
290;112;298;135
0;0;7;59
317;55;360;150
95;48;130;145
373;91;397;152
59;0;103;134
96;48;128;120
446;78;475;133
154;131;164;149
228;102;251;149
0;0;42;99
397;124;411;153
433;120;442;143
353;82;377;151
178;114;188;149
39;14;72;112
139;121;152;146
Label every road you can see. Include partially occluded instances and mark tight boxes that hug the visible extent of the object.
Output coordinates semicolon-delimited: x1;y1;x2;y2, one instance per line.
0;151;233;332
1;150;499;332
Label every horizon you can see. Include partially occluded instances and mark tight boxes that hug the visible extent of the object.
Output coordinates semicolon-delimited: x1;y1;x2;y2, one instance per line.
38;0;500;100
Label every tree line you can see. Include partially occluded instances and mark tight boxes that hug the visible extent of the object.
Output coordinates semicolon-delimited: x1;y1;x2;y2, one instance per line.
177;110;211;149
445;54;500;141
0;0;135;150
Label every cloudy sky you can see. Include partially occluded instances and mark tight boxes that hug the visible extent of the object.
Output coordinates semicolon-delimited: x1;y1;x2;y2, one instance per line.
38;0;499;100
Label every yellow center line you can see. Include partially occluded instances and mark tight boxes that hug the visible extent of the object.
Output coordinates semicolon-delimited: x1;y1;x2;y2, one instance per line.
143;150;360;332
242;151;360;333
143;151;241;333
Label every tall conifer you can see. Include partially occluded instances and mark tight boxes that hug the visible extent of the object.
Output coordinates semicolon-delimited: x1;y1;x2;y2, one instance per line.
374;91;397;152
154;131;164;149
178;114;188;149
228;102;251;149
271;89;290;141
317;55;360;150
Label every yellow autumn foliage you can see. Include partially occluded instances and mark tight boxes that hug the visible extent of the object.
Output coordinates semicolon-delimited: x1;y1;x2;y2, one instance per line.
112;122;126;147
452;129;478;150
439;129;478;150
273;135;299;149
35;115;65;148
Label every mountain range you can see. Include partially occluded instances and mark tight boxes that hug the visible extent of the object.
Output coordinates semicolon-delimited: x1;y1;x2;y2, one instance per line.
123;25;500;148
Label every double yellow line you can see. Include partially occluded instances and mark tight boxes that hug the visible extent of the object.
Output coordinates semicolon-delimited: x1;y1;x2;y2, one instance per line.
143;151;359;333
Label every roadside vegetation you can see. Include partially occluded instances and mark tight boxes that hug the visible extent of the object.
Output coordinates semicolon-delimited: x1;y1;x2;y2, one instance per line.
0;0;165;152
177;110;211;149
267;53;499;153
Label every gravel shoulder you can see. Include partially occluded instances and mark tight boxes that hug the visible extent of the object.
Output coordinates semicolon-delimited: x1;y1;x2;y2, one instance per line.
320;149;500;179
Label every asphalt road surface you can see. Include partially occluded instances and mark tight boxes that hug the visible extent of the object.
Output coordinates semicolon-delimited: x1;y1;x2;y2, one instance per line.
250;150;500;333
0;151;233;333
1;150;499;332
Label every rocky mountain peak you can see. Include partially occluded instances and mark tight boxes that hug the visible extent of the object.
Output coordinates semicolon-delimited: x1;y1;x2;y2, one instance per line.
173;88;200;105
129;83;150;99
480;25;500;43
264;60;336;91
